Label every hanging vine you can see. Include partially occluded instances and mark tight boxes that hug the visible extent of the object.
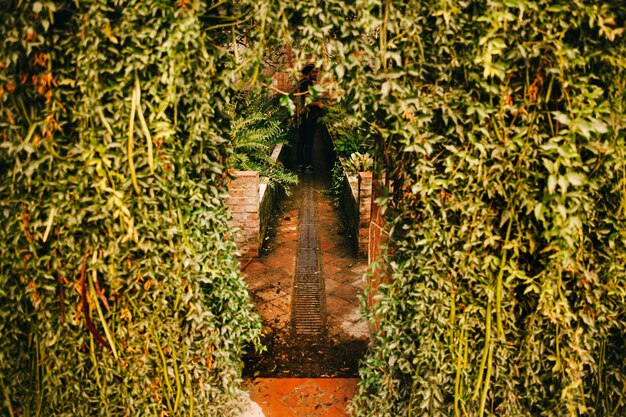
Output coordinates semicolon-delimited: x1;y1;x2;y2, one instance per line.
345;1;626;416
1;0;625;416
0;1;263;415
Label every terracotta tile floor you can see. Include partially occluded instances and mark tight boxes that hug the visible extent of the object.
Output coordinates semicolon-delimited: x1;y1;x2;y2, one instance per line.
241;137;369;415
247;378;358;417
242;170;370;342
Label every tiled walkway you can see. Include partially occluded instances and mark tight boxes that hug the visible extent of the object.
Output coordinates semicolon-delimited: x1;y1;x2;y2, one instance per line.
241;130;369;415
246;378;358;417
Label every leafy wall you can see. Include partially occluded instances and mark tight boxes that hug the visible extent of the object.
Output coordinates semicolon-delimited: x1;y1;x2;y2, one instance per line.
2;0;625;416
249;0;626;415
0;1;262;415
346;1;626;416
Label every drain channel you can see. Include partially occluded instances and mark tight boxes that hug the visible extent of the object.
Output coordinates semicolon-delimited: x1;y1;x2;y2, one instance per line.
292;175;325;335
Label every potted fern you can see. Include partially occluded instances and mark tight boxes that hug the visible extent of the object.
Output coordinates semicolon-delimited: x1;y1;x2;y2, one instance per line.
225;90;297;257
227;91;297;192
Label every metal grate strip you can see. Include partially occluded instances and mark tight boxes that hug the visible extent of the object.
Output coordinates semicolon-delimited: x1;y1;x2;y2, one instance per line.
292;174;326;336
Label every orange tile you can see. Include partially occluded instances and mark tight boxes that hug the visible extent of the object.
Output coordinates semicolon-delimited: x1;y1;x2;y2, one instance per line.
245;261;271;274
248;378;359;417
314;378;358;403
320;242;336;252
282;380;336;415
263;255;296;273
324;278;341;294
320;406;350;417
245;276;272;292
251;378;307;399
329;284;360;302
322;264;342;276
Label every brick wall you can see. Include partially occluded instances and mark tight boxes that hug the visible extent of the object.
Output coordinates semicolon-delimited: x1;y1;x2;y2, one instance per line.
339;159;374;259
226;171;261;258
225;144;285;258
357;172;373;258
367;179;388;331
272;72;293;93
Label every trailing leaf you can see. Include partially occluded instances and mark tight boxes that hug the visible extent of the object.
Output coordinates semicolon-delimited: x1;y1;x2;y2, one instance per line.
0;1;262;415
226;90;298;192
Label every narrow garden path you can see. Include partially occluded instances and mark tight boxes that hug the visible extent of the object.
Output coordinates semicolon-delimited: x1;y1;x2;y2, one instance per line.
242;129;369;416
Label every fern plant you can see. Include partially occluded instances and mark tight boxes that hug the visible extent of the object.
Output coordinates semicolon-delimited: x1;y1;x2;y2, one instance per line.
227;91;298;192
319;102;370;158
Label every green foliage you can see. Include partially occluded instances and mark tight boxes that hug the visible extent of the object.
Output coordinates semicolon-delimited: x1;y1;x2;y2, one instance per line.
320;102;370;157
0;1;262;415
325;152;373;205
227;91;298;192
343;1;626;416
2;0;626;416
346;152;374;174
324;159;346;206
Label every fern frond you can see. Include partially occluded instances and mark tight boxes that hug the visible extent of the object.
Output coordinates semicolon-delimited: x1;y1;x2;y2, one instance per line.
226;90;298;193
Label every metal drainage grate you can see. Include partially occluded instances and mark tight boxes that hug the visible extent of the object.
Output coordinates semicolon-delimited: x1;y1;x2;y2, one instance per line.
292;175;326;336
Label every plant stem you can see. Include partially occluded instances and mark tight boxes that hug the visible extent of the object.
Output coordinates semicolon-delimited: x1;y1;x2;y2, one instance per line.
555;325;562;375
97;107;113;136
454;328;467;417
183;349;193;417
89;270;118;360
473;299;492;401
15;95;31;125
232;25;238;63
172;344;182;413
545;74;555;136
128;80;141;195
449;290;456;336
1;376;15;417
380;0;390;72
478;341;495;417
134;74;154;174
35;335;42;417
595;340;605;412
149;325;174;414
496;218;513;341
89;333;108;413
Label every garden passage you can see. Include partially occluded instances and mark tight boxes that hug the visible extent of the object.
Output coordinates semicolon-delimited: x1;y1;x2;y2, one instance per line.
242;128;369;380
1;1;625;417
240;133;368;416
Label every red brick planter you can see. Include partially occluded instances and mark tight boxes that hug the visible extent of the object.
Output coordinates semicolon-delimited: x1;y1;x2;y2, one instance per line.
339;158;374;259
226;144;285;257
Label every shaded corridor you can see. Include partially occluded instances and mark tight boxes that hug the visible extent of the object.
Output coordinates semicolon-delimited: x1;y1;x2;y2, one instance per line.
242;126;369;380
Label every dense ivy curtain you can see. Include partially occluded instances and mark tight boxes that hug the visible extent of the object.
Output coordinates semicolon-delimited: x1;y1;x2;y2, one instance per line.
2;1;625;416
0;1;263;415
344;1;626;416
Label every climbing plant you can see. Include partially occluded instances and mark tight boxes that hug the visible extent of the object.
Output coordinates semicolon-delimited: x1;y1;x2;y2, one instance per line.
2;0;626;416
343;1;626;416
0;1;263;415
251;0;626;415
320;103;369;158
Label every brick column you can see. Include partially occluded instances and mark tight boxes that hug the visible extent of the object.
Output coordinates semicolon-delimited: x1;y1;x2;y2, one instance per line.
226;171;261;257
357;172;373;258
367;178;389;332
